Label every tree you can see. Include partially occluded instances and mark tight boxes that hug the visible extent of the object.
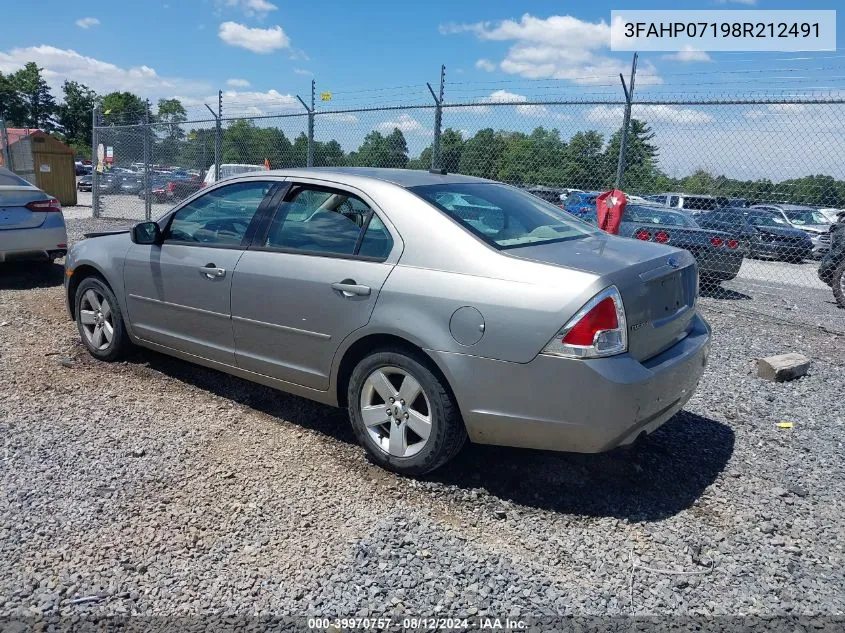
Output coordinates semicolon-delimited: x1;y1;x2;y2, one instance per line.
156;98;187;139
459;128;505;179
560;131;607;190
606;118;659;191
314;139;345;167
11;63;56;130
58;81;98;155
101;91;149;124
354;131;390;167
385;128;408;168
440;128;464;173
0;71;26;125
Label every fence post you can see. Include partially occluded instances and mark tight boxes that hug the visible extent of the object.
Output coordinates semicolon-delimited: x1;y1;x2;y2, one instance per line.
615;53;638;191
307;79;315;168
428;65;445;171
215;90;222;181
0;119;10;170
143;105;151;221
91;105;100;218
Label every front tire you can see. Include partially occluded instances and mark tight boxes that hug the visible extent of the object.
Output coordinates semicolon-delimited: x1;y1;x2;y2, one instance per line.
347;349;466;476
75;277;132;361
832;259;845;309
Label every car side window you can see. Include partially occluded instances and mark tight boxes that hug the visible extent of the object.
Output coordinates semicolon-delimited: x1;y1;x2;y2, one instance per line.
165;181;272;246
264;185;387;258
669;196;680;207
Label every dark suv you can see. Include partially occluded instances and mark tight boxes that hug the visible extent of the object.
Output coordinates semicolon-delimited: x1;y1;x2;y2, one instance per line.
818;216;845;307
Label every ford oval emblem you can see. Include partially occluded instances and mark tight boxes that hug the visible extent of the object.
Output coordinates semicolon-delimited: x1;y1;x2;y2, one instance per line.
667;257;680;269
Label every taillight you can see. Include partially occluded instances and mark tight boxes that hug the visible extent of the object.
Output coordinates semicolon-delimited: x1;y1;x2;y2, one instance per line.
167;182;176;192
710;236;724;247
655;231;670;244
636;229;651;241
579;206;591;212
727;239;739;249
542;286;628;359
26;198;62;213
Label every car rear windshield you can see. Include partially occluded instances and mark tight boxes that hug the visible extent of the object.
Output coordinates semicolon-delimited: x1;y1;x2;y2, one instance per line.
745;212;785;227
0;169;32;187
624;205;696;227
410;183;598;250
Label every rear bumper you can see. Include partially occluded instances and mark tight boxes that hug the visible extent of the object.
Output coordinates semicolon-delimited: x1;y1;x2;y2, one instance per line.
432;312;711;453
695;249;743;279
0;218;68;263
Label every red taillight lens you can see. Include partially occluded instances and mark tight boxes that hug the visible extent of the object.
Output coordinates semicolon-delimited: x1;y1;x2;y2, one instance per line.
26;198;62;213
167;182;176;191
543;287;628;359
655;231;670;244
710;236;724;247
562;297;618;346
727;239;739;249
636;229;651;241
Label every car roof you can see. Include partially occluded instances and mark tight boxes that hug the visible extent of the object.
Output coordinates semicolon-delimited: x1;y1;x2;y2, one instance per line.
262;167;492;188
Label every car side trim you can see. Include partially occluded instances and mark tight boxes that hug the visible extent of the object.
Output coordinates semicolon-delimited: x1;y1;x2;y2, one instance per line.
127;293;229;320
231;315;331;340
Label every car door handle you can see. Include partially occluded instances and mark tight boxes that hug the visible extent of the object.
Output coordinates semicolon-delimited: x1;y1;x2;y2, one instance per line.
331;281;371;297
198;265;226;279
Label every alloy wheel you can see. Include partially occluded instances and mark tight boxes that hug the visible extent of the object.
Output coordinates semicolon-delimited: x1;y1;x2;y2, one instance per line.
359;366;432;458
79;289;115;351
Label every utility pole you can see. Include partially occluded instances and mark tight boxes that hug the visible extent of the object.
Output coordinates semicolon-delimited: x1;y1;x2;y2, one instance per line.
205;92;222;181
428;65;446;172
615;52;638;191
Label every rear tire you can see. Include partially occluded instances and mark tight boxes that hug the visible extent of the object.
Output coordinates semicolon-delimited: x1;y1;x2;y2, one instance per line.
832;259;845;309
347;349;466;476
75;276;132;361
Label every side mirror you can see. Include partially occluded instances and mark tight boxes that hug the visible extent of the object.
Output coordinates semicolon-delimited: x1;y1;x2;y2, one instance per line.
131;221;161;245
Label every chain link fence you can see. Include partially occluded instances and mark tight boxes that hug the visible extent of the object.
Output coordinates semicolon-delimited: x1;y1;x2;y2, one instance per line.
87;81;845;330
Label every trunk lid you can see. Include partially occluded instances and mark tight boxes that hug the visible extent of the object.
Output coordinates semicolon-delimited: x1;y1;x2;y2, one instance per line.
0;187;49;230
511;234;699;362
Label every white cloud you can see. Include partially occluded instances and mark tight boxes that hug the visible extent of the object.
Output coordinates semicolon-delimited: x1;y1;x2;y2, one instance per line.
457;90;569;120
475;58;496;72
586;104;714;125
288;48;310;61
226;78;250;87
293;68;312;76
177;89;299;116
744;103;812;119
216;0;278;17
218;22;290;53
320;112;359;124
75;17;100;29
377;113;429;134
662;46;711;63
0;45;211;100
716;0;757;5
441;13;661;87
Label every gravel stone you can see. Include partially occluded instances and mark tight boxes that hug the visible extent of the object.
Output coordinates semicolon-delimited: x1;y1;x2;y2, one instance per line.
0;217;844;621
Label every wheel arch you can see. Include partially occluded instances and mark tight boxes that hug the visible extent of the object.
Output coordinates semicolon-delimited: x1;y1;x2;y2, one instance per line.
333;332;458;410
67;263;111;320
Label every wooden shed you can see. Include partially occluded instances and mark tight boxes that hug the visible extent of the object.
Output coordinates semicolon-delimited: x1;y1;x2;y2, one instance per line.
3;129;77;206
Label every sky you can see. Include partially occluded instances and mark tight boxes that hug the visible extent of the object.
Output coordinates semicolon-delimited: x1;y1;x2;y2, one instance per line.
2;0;845;179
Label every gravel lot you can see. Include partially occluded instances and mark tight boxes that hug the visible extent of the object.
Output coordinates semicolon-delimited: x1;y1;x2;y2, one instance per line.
1;217;844;628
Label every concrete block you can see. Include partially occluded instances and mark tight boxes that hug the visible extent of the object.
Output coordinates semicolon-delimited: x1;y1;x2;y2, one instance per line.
757;353;811;382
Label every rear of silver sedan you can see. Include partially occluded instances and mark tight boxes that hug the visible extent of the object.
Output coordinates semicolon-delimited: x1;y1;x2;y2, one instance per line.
0;168;68;263
428;246;710;454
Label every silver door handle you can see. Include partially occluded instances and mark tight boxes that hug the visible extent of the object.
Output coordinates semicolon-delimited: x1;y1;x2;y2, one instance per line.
198;265;226;279
331;281;371;297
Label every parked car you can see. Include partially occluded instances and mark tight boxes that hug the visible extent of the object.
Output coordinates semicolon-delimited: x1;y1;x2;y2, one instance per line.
524;186;567;207
77;175;93;192
118;174;145;195
166;174;204;201
563;191;601;217
201;163;264;187
587;205;743;283
818;208;845;224
74;161;92;176
750;204;831;257
818;220;845;307
0;167;67;263
96;171;120;194
65;168;710;475
137;174;173;203
645;193;722;211
741;209;814;261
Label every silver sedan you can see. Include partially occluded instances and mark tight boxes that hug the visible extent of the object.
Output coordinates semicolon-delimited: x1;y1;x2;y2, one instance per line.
0;167;68;263
65;168;710;475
